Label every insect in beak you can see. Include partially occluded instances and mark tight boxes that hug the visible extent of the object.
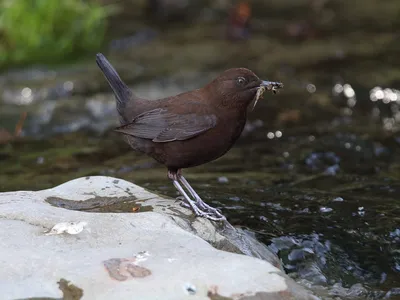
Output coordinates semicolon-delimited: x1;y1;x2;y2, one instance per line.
251;80;284;110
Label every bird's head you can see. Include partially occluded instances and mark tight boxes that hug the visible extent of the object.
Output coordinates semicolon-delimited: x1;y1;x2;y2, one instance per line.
205;68;283;110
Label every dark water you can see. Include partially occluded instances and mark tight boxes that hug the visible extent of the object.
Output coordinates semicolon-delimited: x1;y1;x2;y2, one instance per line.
1;4;400;296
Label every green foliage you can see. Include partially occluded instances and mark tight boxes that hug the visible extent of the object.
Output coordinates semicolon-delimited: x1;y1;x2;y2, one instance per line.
0;0;112;68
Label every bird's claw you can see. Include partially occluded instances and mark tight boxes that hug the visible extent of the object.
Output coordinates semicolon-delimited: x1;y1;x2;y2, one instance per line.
179;200;191;209
172;173;227;222
179;199;226;221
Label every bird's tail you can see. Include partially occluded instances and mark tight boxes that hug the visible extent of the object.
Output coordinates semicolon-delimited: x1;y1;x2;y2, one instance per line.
96;53;132;117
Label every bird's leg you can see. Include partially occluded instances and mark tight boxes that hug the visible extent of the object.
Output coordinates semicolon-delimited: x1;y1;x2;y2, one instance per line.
178;175;220;210
168;169;206;212
168;170;191;208
167;169;180;181
177;174;225;220
172;180;211;217
168;170;225;221
173;181;225;221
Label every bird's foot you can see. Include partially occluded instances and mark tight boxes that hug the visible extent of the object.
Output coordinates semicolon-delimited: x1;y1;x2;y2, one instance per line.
179;198;226;221
179;200;190;209
178;196;225;221
178;175;224;216
176;195;191;208
193;197;223;214
171;169;227;221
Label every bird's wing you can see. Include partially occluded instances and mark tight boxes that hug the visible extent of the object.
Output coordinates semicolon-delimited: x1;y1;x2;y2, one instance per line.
114;106;217;143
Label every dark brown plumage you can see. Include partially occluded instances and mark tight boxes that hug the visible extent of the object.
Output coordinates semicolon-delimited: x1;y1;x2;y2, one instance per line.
96;53;283;221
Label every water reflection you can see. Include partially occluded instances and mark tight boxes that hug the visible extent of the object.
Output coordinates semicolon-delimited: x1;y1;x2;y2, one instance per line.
368;86;400;132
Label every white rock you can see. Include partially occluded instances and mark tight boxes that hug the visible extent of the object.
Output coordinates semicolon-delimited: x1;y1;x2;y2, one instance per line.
45;221;89;235
0;176;318;300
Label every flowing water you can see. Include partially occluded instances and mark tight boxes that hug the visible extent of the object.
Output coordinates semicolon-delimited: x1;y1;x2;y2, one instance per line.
1;3;400;297
1;66;399;298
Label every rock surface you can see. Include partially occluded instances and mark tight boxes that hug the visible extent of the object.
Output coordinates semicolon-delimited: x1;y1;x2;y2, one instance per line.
0;176;318;300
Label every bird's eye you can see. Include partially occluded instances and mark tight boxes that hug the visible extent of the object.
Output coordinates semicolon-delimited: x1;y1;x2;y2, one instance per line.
237;77;246;85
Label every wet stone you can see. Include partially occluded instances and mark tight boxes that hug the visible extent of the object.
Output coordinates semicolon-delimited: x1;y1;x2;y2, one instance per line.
0;176;318;300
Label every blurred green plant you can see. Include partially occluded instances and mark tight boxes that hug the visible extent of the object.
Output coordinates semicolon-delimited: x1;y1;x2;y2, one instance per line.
0;0;114;68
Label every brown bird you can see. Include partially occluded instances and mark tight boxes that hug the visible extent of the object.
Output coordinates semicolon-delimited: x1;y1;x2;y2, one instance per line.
96;53;283;221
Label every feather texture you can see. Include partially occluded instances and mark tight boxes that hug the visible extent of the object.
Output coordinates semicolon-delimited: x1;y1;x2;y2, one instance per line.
115;107;217;143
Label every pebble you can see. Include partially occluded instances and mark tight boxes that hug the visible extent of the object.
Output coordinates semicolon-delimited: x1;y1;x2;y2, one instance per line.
320;207;333;213
217;176;229;183
332;197;344;202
